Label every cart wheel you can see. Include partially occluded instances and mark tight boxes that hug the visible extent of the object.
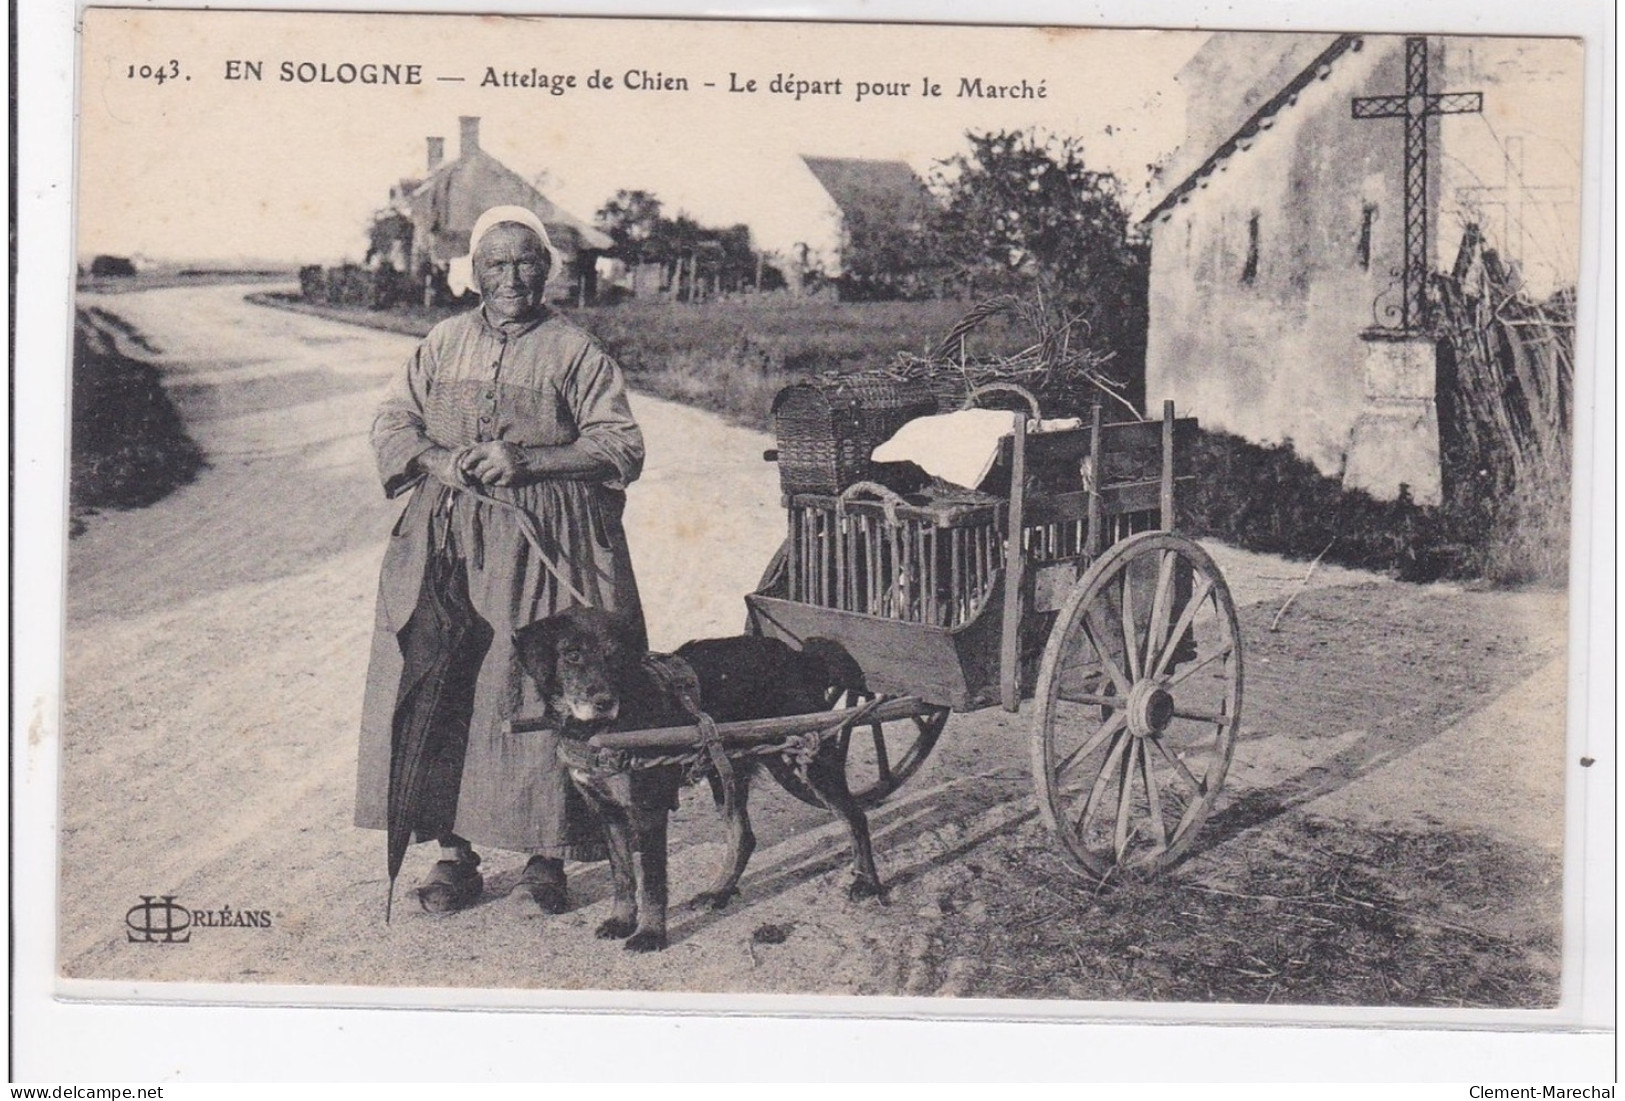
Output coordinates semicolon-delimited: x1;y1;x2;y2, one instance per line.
778;689;950;811
1031;531;1242;879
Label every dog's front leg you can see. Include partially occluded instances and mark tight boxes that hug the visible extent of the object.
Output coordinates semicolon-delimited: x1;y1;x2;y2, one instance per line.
691;765;755;911
624;815;669;952
589;795;640;940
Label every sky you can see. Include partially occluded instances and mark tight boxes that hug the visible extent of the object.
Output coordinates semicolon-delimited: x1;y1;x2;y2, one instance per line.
76;10;1208;265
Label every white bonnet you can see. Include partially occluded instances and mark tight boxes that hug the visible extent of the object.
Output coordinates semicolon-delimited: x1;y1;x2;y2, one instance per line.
447;205;561;296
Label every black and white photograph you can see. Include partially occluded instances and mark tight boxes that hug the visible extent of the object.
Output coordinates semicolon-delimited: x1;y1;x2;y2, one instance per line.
13;0;1615;1081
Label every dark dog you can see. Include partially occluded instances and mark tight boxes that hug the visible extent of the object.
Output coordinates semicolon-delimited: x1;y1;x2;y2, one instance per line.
513;606;882;952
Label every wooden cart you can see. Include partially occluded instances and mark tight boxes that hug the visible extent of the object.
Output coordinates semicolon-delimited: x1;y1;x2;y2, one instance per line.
743;386;1245;879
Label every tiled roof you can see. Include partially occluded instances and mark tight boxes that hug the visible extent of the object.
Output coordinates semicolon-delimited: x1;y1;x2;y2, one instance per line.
1141;34;1362;224
800;156;931;218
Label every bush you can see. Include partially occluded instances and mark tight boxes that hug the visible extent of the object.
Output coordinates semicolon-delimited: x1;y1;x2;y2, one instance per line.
298;262;417;309
90;255;137;277
70;311;205;527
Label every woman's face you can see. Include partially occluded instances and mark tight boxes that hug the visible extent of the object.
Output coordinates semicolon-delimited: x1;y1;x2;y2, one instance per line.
474;223;551;322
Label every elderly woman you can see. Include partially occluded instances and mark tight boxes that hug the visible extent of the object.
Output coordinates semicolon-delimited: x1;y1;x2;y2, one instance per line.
355;206;645;914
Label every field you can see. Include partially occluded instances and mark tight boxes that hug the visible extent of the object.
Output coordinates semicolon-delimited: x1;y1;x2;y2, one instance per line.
76;266;297;295
255;292;1035;430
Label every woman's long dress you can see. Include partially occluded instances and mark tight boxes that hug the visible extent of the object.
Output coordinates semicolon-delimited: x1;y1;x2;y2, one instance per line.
354;305;645;857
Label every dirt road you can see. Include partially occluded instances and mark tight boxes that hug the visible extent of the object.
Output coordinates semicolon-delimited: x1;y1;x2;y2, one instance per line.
59;285;1568;1005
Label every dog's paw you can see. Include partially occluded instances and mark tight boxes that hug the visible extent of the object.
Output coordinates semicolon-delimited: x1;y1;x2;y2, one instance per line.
689;888;738;912
623;930;668;953
846;878;885;902
595;917;637;940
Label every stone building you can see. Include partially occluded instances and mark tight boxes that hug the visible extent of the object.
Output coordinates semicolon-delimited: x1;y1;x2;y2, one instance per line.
388;116;613;301
1139;33;1581;503
798;155;934;297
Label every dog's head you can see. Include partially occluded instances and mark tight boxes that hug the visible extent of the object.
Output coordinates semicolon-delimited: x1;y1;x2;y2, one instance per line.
513;607;641;731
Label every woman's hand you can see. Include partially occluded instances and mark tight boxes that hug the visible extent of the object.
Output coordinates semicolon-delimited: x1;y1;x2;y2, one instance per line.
459;441;530;486
416;446;475;488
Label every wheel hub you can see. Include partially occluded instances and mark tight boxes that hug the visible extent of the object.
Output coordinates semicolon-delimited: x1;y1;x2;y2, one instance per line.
1126;680;1175;738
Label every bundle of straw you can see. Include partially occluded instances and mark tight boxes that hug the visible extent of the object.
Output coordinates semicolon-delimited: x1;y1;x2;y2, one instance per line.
887;293;1137;420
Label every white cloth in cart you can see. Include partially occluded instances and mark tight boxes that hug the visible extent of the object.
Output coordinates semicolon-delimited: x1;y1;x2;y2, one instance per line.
870;408;1019;489
872;409;1085;490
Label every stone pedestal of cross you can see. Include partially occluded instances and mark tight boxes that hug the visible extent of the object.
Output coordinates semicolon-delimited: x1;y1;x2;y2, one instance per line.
1353;36;1483;332
1344;37;1481;506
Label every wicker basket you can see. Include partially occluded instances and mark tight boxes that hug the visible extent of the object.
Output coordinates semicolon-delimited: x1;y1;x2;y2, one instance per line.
771;373;938;495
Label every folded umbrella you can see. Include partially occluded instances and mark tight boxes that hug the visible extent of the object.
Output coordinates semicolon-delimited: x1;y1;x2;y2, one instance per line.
385;547;487;921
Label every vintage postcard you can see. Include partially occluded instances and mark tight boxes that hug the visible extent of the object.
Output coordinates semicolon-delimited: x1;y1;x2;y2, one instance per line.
21;0;1611;1067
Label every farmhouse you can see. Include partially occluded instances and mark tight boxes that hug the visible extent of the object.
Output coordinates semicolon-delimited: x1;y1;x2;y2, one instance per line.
1139;34;1581;503
387;116;613;302
798;155;935;297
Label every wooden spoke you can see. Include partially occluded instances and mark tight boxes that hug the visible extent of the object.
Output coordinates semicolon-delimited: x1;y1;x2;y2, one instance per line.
1167;641;1236;688
1053;710;1128;779
1120;568;1141;681
1146;549;1177;666
1079;612;1133;696
1056;691;1125;708
1173;789;1210;840
1150;575;1216;680
1150;734;1206;796
1113;738;1140;862
1075;729;1130;834
1171;709;1234;727
1139;739;1168;853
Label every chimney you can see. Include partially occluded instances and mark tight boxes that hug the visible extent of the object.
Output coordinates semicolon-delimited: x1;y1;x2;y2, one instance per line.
426;136;444;172
459;116;480;158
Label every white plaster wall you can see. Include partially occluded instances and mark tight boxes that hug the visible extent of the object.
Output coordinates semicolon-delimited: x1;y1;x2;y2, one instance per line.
1145;38;1408;477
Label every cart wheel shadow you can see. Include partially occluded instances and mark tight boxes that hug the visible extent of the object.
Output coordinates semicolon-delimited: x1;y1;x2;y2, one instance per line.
1174;588;1555;865
656;772;1036;946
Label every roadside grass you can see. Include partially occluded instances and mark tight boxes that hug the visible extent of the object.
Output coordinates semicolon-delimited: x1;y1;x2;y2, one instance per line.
579;298;1030;432
1179;428;1570;585
69;308;206;535
927;813;1561;1007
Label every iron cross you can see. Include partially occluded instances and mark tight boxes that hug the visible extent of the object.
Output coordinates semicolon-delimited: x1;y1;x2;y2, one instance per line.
1353;36;1483;331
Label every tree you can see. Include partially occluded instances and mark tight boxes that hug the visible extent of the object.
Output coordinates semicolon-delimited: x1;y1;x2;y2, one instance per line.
365;209;414;268
596;190;771;299
831;176;938;301
594;189;665;265
930;129;1149;408
933;129;1137;296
